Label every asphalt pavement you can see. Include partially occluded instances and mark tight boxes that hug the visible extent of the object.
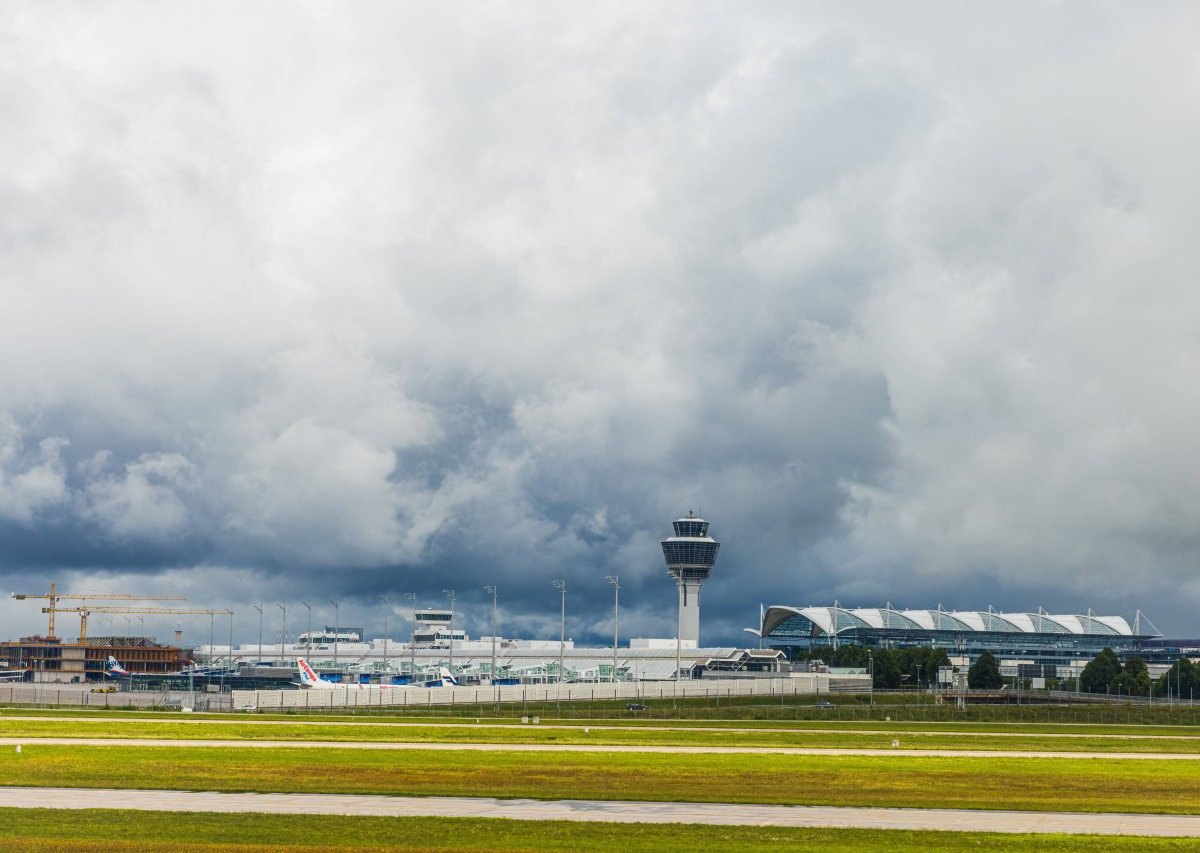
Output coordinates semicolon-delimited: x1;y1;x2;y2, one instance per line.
3;787;1199;836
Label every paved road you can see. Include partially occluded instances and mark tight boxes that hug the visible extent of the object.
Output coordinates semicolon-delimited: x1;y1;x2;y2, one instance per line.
3;786;1199;836
5;736;1200;759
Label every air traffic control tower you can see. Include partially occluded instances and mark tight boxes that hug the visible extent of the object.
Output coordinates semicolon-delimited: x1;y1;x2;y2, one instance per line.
661;511;720;645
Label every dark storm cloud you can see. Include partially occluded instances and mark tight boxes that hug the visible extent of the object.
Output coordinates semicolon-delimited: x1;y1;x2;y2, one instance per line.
3;3;1200;643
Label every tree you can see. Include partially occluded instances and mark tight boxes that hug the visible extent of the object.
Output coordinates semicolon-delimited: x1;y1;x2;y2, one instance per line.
896;646;951;689
1157;657;1196;700
872;648;901;689
968;650;1002;689
1123;655;1148;678
1110;670;1150;697
829;645;869;668
1080;648;1122;694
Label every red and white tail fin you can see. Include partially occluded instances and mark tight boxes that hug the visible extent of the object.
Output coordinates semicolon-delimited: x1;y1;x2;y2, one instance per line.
296;658;334;689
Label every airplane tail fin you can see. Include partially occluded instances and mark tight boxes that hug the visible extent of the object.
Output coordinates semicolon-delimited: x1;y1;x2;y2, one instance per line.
106;656;129;677
296;657;325;688
440;666;459;687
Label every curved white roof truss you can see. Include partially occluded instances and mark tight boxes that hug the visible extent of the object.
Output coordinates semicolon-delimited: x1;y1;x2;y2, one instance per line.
762;604;1159;640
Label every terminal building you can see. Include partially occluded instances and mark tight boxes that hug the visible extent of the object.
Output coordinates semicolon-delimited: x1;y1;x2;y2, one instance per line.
761;603;1167;679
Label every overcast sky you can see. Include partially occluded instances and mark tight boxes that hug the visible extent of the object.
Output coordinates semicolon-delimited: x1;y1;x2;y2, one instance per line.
3;3;1199;648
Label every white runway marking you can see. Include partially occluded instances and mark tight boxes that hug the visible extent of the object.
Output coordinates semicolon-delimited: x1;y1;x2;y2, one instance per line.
2;787;1199;836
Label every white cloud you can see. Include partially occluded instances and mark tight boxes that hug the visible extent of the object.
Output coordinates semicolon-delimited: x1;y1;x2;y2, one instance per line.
0;416;69;524
2;4;1199;639
80;452;195;542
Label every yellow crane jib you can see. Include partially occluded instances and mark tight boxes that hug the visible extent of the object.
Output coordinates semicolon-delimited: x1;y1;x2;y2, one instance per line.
11;582;187;639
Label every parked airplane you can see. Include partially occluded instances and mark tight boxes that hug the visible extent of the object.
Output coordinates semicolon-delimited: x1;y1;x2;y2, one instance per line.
421;667;459;688
296;657;457;689
105;656;131;678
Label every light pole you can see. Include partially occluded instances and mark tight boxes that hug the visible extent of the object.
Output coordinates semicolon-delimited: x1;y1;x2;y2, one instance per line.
552;580;566;687
329;600;340;672
379;594;390;675
868;649;874;706
443;589;456;675
276;604;287;664
484;586;497;687
225;610;234;688
403;592;416;680
138;615;144;639
209;613;215;667
302;601;311;659
605;576;620;684
676;632;681;702
253;604;263;663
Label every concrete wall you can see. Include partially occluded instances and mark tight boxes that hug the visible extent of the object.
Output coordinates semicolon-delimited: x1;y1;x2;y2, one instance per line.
233;674;870;710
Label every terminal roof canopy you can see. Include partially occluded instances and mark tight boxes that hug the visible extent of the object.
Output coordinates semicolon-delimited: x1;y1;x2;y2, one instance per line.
761;605;1159;641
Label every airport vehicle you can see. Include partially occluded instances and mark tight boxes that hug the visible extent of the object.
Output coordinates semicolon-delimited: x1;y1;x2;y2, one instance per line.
296;657;457;689
626;703;648;711
90;685;117;694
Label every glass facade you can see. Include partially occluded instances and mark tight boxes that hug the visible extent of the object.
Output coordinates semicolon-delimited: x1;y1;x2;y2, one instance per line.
672;519;710;538
661;541;720;566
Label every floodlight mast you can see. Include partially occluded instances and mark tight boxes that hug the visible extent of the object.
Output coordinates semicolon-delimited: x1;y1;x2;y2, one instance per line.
484;586;497;689
403;593;416;680
225;610;234;687
443;589;456;675
379;594;390;673
253;604;263;663
552;580;566;689
302;601;312;658
276;603;287;663
329;600;339;671
605;576;620;684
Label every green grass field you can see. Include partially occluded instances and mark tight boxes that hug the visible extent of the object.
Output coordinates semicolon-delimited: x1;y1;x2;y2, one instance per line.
6;713;1200;753
7;692;1200;726
1;809;1197;852
3;745;1200;813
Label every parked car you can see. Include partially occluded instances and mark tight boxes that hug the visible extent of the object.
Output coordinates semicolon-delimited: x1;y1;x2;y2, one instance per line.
626;702;648;711
815;700;835;709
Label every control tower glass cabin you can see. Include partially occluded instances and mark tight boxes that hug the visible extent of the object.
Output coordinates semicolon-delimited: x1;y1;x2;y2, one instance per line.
661;511;720;645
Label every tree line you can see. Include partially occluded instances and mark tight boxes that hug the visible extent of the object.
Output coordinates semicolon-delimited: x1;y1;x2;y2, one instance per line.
822;644;951;689
798;644;1196;695
1079;647;1197;698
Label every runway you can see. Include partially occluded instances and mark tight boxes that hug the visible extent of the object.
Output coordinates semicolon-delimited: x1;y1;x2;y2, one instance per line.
4;736;1200;759
3;786;1199;836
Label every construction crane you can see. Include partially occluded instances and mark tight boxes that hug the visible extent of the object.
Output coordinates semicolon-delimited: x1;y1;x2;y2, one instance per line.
11;582;187;639
40;606;233;643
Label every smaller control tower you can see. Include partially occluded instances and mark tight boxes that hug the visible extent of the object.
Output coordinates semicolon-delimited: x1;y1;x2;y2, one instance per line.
661;511;720;646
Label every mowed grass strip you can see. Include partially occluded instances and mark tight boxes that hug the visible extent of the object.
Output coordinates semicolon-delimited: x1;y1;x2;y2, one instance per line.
10;707;1200;737
1;809;1199;853
4;746;1200;814
7;718;1200;753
